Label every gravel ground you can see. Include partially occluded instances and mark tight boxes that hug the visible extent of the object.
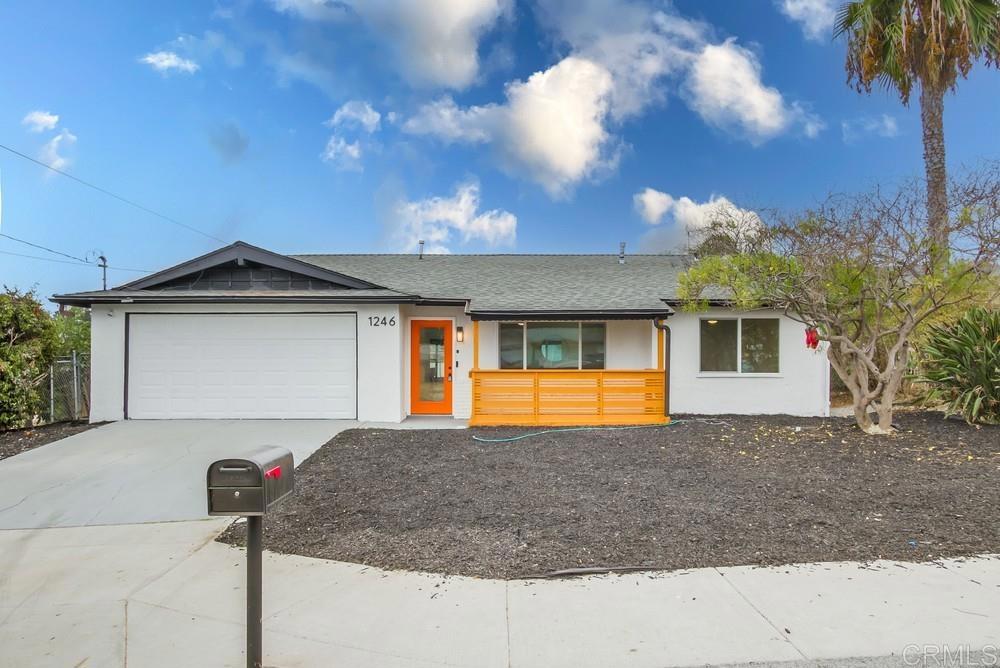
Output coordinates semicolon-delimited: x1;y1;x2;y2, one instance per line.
0;422;99;461
220;412;1000;579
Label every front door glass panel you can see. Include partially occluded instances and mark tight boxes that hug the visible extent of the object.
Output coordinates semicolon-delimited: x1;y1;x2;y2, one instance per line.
419;327;446;402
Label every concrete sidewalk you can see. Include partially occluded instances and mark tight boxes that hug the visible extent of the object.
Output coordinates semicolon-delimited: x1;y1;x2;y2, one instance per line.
2;519;997;667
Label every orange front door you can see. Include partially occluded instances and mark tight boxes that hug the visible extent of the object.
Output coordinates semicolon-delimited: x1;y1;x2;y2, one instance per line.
410;320;453;414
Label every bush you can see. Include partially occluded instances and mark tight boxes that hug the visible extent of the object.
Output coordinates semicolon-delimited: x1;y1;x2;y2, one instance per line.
53;306;90;357
0;288;57;429
916;308;1000;424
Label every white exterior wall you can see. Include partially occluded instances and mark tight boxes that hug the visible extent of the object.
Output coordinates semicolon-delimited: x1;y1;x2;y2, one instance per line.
88;302;405;423
477;321;500;369
89;304;828;423
666;309;829;417
606;320;654;369
400;306;474;420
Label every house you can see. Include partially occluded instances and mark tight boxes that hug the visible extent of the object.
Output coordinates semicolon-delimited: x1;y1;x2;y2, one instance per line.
52;241;830;425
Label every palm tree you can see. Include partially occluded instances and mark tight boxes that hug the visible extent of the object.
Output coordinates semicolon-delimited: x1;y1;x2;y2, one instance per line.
835;0;1000;266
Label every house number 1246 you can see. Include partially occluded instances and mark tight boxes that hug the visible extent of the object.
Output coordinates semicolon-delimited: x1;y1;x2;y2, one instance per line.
368;316;396;327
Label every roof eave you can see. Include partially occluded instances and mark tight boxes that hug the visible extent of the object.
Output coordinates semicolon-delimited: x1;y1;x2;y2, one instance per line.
50;293;420;306
469;308;674;321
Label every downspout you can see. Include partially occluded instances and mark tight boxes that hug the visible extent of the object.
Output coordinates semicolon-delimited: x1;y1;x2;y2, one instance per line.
653;318;670;417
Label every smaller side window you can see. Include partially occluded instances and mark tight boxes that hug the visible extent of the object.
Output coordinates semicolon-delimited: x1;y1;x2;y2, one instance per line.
700;319;738;372
741;319;779;373
499;322;525;369
581;323;606;369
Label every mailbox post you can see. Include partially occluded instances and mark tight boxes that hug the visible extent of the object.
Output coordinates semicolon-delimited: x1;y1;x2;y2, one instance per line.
208;446;294;668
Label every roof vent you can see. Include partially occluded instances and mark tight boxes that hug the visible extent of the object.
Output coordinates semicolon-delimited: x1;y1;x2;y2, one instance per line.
618;241;626;265
418;240;424;260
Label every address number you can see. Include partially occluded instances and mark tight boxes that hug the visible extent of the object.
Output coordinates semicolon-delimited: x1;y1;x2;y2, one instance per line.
368;316;397;327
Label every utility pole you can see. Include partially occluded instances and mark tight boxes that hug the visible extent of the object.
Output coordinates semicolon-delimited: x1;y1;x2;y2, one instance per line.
98;255;108;290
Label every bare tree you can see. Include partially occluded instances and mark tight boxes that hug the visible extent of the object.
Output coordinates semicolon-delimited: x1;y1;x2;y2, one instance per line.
679;166;1000;434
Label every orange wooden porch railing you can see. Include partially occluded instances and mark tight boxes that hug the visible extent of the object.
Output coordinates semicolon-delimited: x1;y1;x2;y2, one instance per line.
469;369;668;427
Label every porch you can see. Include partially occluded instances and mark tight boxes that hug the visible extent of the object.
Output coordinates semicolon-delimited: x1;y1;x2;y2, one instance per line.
468;320;668;427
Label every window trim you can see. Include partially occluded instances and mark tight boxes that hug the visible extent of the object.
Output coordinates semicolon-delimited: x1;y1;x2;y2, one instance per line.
499;321;606;370
697;316;782;377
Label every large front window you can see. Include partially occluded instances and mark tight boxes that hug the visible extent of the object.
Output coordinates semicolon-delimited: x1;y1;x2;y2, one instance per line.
700;317;779;373
500;322;606;370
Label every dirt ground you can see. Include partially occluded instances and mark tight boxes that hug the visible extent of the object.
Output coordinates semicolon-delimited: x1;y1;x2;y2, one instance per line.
0;421;99;461
220;412;1000;579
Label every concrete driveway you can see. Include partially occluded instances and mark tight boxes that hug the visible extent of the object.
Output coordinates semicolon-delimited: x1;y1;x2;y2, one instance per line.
0;420;352;529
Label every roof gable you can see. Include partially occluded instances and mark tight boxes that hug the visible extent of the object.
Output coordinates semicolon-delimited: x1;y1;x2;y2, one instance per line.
122;241;382;291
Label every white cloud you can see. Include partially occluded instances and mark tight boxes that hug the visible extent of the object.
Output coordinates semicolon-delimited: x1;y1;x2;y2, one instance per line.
357;0;510;89
402;97;494;143
326;100;381;133
22;110;59;133
535;0;703;121
321;101;381;169
493;57;615;196
635;190;761;252
800;109;827;138
321;136;363;171
685;39;822;143
397;1;820;197
404;56;616;197
272;0;509;89
778;0;838;41
139;51;200;74
633;187;674;224
841;114;899;143
39;129;77;171
387;181;516;253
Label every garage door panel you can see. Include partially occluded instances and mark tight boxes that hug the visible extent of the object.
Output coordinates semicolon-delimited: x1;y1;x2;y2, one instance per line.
127;314;357;419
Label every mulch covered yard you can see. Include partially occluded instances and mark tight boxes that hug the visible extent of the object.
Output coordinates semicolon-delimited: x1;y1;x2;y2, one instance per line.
220;412;1000;579
0;422;98;461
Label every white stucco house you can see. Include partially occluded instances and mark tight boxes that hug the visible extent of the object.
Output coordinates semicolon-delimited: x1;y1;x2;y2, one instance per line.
53;241;830;425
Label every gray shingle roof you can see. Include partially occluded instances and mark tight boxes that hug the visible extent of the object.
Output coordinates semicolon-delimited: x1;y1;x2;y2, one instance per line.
292;254;694;313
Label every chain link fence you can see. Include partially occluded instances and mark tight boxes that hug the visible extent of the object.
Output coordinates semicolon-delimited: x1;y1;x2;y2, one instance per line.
37;352;90;424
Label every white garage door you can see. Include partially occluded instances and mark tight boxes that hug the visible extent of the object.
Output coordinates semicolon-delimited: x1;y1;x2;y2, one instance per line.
127;313;357;419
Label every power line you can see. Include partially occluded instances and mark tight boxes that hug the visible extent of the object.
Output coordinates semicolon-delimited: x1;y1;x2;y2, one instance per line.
0;249;92;266
0;142;228;244
0;248;151;273
0;232;89;263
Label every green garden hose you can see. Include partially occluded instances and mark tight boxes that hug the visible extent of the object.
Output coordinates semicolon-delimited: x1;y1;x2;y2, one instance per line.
471;420;688;443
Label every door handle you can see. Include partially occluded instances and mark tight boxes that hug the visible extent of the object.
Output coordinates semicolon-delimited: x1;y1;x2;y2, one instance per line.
447;374;453;382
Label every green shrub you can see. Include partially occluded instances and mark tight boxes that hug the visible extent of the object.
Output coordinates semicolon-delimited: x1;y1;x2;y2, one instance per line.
916;308;1000;424
0;288;57;429
53;306;90;357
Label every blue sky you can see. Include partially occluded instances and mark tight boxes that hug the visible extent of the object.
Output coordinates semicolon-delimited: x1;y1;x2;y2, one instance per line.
1;0;998;303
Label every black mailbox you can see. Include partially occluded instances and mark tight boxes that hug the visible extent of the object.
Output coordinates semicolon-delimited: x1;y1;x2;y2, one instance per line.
207;446;294;516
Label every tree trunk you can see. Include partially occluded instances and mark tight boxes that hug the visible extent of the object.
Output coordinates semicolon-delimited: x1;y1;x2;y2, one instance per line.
875;342;910;434
828;345;895;435
920;83;949;267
